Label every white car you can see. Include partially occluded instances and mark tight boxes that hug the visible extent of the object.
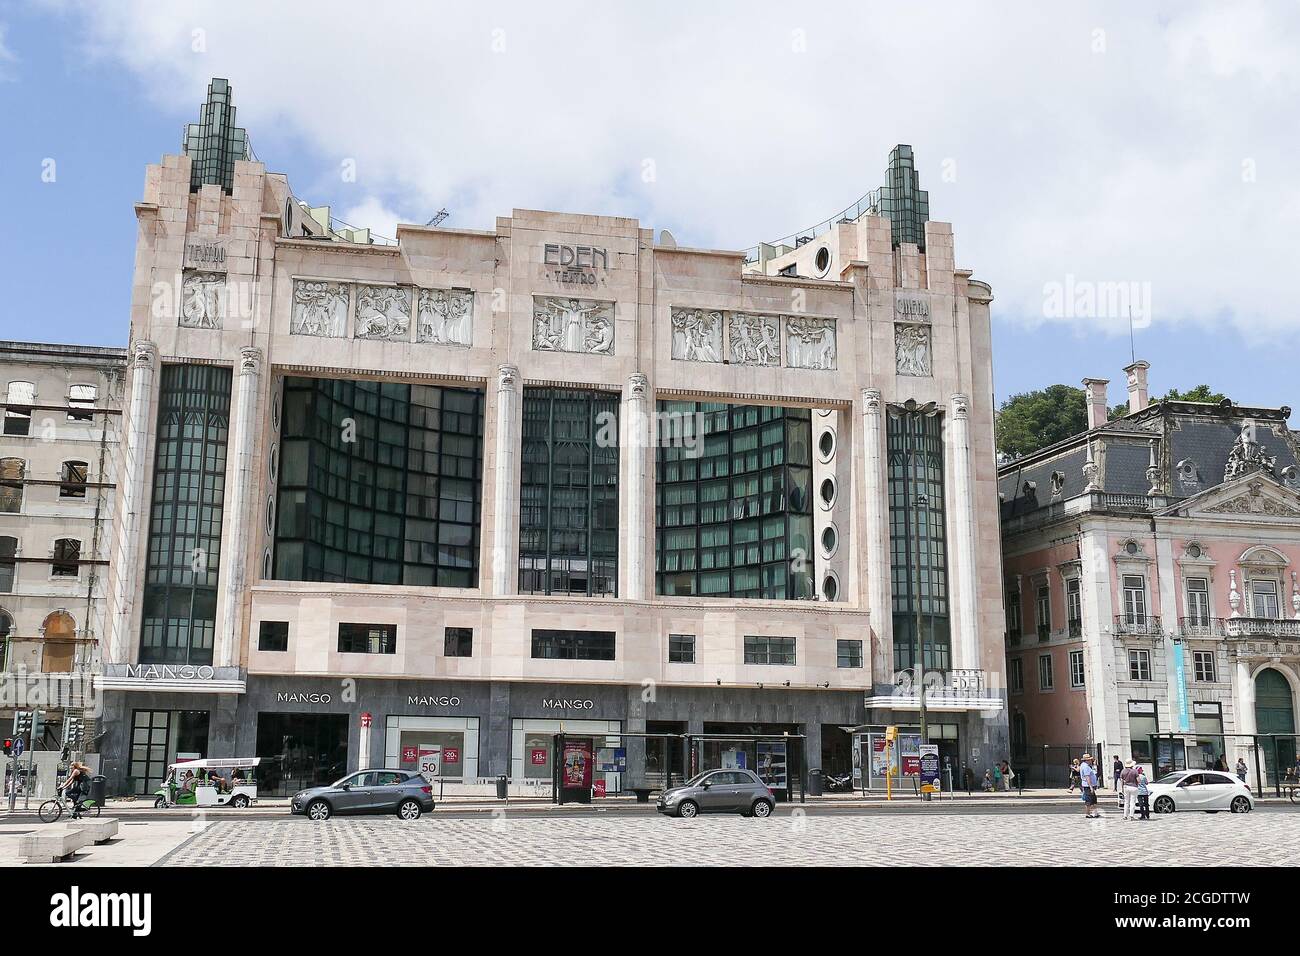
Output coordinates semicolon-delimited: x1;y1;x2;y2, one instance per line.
1148;769;1253;814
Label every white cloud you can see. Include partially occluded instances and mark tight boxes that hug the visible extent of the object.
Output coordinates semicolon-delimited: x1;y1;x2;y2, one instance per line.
0;24;17;80
58;0;1300;336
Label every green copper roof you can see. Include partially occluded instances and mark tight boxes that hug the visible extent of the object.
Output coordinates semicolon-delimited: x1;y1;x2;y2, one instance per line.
182;78;249;193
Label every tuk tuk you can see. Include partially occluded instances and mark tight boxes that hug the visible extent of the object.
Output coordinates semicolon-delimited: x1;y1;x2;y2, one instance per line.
154;758;261;809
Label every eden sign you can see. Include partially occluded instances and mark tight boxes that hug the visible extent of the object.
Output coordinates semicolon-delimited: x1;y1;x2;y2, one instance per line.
544;243;608;286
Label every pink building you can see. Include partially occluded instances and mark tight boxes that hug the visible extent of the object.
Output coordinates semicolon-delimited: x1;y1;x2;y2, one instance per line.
1000;361;1300;787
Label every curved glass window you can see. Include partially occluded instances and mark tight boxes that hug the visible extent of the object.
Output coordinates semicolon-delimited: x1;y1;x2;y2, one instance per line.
273;377;483;587
656;401;812;599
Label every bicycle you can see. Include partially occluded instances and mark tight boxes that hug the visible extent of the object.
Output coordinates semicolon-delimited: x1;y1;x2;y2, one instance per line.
38;788;102;824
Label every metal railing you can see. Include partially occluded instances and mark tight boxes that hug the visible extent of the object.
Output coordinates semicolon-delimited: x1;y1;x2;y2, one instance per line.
1179;616;1300;639
1090;492;1172;512
1114;614;1164;637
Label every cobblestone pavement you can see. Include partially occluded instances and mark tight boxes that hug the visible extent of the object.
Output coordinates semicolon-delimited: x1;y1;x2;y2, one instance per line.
159;807;1299;867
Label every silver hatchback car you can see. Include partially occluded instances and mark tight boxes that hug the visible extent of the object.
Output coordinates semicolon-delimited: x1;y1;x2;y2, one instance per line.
657;769;776;819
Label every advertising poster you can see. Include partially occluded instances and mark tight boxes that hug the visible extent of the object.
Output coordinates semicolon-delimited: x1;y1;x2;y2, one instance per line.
756;742;788;792
418;745;441;778
1172;642;1191;732
593;779;606;797
561;739;593;788
900;733;921;776
721;747;748;770
919;744;940;791
852;735;863;781
530;748;548;766
871;736;892;779
597;747;627;773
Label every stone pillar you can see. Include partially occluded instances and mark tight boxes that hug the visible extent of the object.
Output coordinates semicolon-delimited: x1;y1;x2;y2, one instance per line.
622;373;649;600
948;394;979;670
625;684;648;788
1124;360;1150;413
491;365;520;595
861;388;893;688
1235;658;1258;769
216;346;261;668
108;340;157;664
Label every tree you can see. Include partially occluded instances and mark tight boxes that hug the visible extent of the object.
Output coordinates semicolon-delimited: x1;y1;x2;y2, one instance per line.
1161;384;1227;404
995;385;1088;459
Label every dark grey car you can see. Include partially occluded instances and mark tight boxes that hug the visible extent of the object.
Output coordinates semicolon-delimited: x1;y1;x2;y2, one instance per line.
657;769;775;819
291;769;435;821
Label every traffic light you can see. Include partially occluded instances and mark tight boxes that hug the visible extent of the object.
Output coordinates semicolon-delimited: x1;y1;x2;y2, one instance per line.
14;712;31;734
2;738;12;757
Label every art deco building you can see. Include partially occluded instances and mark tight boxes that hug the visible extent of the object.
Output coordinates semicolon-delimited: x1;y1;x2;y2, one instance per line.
1001;362;1300;789
98;80;1007;795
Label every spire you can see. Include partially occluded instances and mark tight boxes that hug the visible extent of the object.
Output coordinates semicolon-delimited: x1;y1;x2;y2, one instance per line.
182;78;249;194
868;145;930;250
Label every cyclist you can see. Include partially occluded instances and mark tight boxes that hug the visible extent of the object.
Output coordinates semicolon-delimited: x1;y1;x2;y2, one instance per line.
63;761;91;818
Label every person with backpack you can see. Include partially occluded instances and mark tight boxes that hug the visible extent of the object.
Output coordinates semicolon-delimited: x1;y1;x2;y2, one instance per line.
63;761;90;819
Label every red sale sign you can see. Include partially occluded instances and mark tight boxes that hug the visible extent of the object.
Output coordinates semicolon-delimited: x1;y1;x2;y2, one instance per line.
401;746;417;762
530;748;548;765
593;779;606;797
442;747;460;764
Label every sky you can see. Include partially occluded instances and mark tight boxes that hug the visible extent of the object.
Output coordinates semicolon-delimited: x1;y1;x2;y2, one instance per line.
2;1;1298;415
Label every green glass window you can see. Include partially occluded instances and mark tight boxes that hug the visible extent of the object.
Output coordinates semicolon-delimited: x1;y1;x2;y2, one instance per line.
655;401;813;600
140;364;231;665
273;378;483;587
518;388;619;596
888;407;951;674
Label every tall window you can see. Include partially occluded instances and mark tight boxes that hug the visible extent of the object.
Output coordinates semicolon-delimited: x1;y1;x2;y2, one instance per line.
655;401;812;600
1006;590;1021;644
274;378;483;587
888;408;949;673
1069;649;1086;688
744;635;796;665
1122;575;1147;625
1193;650;1216;683
1009;657;1023;693
1185;576;1210;627
0;537;15;592
140;364;231;665
1036;585;1051;641
1066;578;1082;636
67;384;97;422
1129;649;1151;682
59;461;88;498
1251;580;1280;619
520;389;619;596
51;538;80;577
0;458;22;513
1038;653;1054;691
3;382;34;436
0;609;12;669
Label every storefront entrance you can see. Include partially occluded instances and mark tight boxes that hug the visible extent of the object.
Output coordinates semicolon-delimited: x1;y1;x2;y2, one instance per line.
126;709;211;795
385;715;480;781
255;712;349;796
1255;668;1297;785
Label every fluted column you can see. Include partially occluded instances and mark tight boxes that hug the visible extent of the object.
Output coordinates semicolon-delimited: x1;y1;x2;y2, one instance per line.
861;388;892;684
108;340;157;664
622;373;649;600
948;393;979;669
215;346;262;668
491;365;520;595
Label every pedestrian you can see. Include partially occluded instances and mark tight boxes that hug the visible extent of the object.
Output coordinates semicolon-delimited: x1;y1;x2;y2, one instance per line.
1135;765;1150;820
1113;754;1124;806
1000;759;1015;792
1068;758;1081;793
1235;757;1248;783
1121;760;1140;820
1079;753;1101;818
991;763;1003;791
1215;754;1229;773
982;769;995;792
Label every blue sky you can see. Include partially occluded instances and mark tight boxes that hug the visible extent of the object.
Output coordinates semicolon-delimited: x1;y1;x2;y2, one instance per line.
2;2;1298;416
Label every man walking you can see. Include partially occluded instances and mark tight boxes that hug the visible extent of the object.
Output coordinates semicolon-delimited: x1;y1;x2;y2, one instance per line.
1079;753;1100;818
1121;760;1140;820
1113;754;1124;807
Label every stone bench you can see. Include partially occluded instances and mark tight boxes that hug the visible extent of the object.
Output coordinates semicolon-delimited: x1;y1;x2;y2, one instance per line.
74;817;119;845
18;826;92;864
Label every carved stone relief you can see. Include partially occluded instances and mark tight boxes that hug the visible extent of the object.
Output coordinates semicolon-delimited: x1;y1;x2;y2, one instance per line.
532;297;615;354
670;309;723;362
291;280;349;337
895;323;931;376
728;313;780;366
180;271;226;329
417;288;473;346
786;316;837;370
354;285;411;341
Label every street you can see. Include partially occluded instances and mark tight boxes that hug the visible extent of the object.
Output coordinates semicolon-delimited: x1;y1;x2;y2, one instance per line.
4;804;1297;867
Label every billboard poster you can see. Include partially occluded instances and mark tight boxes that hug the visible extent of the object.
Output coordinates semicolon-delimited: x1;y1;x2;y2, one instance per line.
597;747;627;773
721;747;748;770
561;739;594;789
919;744;940;791
756;742;788;792
901;733;921;776
870;736;894;779
852;735;863;781
418;745;441;778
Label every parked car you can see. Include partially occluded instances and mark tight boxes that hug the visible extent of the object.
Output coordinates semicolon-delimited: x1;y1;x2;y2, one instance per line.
1148;769;1253;814
657;768;775;819
291;769;435;821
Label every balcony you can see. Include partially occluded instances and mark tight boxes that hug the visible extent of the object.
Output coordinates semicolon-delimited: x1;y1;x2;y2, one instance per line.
1113;615;1164;637
1179;617;1300;640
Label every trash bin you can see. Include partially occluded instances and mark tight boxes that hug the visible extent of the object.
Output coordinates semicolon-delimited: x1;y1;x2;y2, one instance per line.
495;774;508;799
808;768;823;797
89;774;107;806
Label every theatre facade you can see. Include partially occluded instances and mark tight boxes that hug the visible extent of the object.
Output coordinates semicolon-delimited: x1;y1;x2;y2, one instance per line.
97;81;1007;796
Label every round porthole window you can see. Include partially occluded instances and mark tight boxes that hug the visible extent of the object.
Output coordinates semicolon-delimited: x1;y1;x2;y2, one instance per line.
818;430;835;461
272;392;281;431
269;443;278;483
262;548;273;579
265;496;275;535
821;524;838;558
823;573;839;602
1125;541;1139;555
1188;543;1203;559
814;246;831;276
820;477;836;509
